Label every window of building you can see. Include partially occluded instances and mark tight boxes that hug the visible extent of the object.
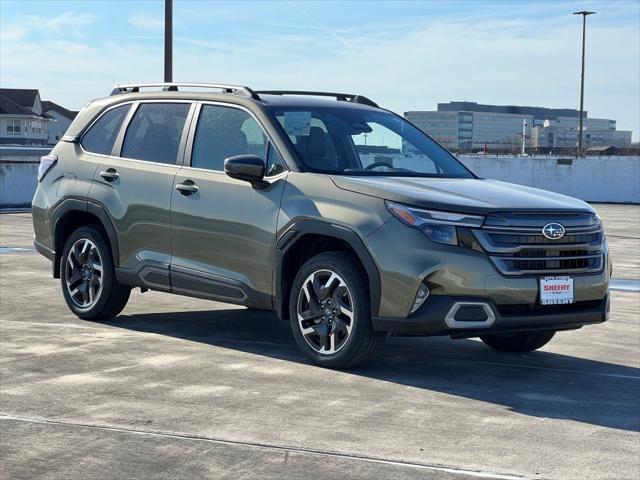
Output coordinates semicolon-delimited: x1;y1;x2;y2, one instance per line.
121;103;190;163
81;104;130;155
191;104;267;171
7;119;22;135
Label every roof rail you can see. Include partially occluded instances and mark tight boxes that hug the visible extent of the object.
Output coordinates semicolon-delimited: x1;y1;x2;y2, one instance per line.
255;90;379;108
109;83;260;100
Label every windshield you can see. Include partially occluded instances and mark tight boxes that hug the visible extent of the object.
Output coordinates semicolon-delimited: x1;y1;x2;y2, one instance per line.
265;105;474;177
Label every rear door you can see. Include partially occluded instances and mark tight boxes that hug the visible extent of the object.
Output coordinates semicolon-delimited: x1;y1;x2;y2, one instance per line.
90;101;194;289
170;102;288;305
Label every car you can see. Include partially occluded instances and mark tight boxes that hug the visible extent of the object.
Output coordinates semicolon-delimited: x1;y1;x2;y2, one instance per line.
32;82;611;368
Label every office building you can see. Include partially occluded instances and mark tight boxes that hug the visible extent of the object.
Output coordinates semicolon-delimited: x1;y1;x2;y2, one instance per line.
406;101;630;152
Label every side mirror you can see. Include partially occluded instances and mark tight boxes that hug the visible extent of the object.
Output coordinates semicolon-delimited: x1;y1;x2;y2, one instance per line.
224;155;267;188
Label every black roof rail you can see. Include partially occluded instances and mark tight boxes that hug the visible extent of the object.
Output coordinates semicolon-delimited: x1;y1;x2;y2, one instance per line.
109;83;260;100
256;90;379;108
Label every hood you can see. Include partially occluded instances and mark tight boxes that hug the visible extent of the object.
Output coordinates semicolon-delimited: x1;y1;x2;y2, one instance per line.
330;176;594;214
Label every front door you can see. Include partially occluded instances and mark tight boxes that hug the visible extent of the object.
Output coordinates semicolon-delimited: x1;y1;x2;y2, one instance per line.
170;103;288;305
90;101;193;289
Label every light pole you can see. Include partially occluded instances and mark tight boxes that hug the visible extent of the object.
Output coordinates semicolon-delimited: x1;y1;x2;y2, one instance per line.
573;10;595;156
164;0;173;83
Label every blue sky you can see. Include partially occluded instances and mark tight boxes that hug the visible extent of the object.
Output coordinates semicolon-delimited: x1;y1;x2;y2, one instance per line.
1;0;638;139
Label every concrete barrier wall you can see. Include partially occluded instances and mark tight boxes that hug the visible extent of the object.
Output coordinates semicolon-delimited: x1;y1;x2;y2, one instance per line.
0;151;639;207
0;162;39;207
458;155;640;204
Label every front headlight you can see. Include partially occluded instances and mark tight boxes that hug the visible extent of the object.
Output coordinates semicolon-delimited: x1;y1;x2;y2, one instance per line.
385;201;484;246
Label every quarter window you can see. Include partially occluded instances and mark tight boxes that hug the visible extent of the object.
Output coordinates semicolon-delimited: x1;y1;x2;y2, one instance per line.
191;105;267;171
121;103;190;164
266;144;287;176
81;105;130;155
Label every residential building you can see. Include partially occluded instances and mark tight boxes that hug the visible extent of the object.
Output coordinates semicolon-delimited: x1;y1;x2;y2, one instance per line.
41;101;79;145
405;101;629;153
0;88;50;146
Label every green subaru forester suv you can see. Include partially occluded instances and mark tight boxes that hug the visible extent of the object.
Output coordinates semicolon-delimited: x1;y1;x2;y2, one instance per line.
32;83;611;368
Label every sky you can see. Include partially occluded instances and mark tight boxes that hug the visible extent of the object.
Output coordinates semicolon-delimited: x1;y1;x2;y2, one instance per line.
1;0;639;140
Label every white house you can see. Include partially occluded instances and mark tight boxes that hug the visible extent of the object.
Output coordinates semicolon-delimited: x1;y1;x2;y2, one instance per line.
0;88;51;146
41;100;79;145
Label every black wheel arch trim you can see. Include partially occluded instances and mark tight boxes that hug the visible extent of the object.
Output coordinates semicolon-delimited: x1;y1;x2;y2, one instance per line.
274;219;382;320
50;198;120;279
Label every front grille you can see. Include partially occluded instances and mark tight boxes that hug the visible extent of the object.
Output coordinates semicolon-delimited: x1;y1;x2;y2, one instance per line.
473;212;605;276
489;232;601;246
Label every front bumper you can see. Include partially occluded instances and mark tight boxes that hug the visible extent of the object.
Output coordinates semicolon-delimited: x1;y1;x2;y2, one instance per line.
372;294;609;337
365;216;611;318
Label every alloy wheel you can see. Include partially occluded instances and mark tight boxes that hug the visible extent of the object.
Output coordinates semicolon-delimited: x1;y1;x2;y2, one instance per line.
296;269;354;355
64;238;104;309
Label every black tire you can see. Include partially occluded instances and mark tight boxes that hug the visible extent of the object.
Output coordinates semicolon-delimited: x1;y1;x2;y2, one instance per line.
288;251;386;369
480;331;556;353
60;225;130;321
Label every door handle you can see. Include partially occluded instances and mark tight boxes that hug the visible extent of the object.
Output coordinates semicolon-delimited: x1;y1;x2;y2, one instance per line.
100;169;119;182
176;180;199;195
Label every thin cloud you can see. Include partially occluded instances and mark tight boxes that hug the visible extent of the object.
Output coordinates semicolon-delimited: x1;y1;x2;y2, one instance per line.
285;0;353;49
27;12;96;33
128;14;165;30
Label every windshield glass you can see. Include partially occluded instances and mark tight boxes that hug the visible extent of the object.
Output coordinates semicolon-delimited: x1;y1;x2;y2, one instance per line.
265;105;473;177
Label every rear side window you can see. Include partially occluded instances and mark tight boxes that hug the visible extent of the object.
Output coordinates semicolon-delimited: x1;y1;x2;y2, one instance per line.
81;105;129;155
191;105;267;171
121;103;190;164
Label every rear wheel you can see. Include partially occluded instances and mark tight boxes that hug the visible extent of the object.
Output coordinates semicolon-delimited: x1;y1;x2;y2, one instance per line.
60;225;130;321
289;252;386;369
480;331;556;353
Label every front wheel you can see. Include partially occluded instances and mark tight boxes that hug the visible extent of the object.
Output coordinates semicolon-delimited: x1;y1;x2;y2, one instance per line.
289;252;386;369
480;331;556;353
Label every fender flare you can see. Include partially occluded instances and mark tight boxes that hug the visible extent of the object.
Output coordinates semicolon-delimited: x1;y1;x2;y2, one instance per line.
274;219;381;319
50;198;120;277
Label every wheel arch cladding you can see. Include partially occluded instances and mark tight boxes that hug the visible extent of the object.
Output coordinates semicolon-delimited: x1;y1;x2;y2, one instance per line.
51;199;119;278
275;219;381;320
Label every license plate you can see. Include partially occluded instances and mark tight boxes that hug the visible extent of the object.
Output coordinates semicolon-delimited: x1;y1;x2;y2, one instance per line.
540;276;574;305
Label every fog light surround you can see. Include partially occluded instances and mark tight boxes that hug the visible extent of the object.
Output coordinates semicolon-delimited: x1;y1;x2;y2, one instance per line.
410;283;430;314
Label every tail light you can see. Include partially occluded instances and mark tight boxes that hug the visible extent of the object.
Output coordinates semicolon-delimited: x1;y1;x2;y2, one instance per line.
38;154;57;182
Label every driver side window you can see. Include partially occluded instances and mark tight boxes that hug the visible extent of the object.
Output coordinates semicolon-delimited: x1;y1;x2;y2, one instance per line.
192;105;267;171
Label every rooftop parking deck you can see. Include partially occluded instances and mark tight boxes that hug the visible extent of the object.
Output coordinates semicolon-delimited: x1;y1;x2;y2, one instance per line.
0;204;638;480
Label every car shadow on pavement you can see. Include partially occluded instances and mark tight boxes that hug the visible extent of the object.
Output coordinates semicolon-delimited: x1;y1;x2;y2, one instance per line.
111;308;640;433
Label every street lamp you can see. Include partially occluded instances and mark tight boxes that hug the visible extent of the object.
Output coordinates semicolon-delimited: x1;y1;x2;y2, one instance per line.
165;0;173;82
573;10;595;156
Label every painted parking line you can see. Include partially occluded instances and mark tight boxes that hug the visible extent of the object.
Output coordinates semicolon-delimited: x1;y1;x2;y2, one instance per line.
610;278;640;293
0;247;35;253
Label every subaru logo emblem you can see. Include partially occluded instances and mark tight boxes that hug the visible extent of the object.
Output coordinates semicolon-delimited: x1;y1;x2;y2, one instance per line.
542;223;565;240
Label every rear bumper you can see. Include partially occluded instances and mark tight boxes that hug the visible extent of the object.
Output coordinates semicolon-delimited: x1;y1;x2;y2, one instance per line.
372;294;609;337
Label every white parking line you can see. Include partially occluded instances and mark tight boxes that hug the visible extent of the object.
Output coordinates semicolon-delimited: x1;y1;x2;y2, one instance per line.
610;278;640;292
0;247;35;253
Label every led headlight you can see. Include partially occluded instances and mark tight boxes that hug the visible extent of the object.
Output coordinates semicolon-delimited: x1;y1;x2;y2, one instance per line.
385;201;484;246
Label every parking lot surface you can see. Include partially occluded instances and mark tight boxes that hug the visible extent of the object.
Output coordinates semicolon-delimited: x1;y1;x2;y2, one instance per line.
1;205;639;480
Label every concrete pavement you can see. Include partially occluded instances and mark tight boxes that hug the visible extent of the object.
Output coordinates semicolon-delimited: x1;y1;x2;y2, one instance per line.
1;206;638;480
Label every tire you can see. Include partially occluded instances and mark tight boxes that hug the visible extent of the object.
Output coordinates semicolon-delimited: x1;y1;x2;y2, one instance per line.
60;225;130;321
288;251;386;369
480;331;556;353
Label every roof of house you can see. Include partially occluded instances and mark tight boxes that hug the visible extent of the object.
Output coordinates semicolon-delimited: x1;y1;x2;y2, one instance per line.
0;88;39;108
41;100;79;120
0;95;39;116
